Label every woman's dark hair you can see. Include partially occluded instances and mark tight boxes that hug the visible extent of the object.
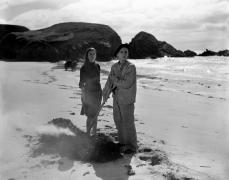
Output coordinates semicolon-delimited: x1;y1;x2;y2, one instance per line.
84;47;96;64
114;43;130;57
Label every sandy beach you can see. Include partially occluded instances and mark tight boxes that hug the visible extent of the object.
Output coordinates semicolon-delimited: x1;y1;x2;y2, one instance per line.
0;59;228;180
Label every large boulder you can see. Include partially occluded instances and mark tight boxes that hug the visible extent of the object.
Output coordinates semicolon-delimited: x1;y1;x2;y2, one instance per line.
0;24;29;58
158;41;184;57
129;31;160;59
198;49;217;56
184;50;197;57
129;31;184;59
0;22;122;61
217;49;229;56
0;24;29;41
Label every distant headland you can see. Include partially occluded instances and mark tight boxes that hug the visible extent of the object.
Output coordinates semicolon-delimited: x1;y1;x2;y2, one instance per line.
0;23;228;62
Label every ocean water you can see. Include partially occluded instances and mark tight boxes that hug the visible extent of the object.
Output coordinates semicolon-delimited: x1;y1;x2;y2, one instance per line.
131;56;229;100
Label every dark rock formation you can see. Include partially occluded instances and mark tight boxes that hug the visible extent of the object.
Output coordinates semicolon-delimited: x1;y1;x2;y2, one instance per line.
129;31;160;59
129;31;184;59
0;24;29;42
198;49;217;56
217;49;229;56
184;50;197;57
0;22;122;61
0;24;29;58
199;49;229;56
158;41;184;57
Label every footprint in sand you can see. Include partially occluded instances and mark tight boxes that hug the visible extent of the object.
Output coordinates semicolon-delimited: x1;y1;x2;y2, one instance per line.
70;169;76;175
30;164;42;170
219;97;226;100
41;72;48;76
138;148;153;153
23;135;33;142
136;164;146;167
105;125;112;129
200;165;211;168
104;105;113;109
40;160;56;168
198;82;204;86
83;172;90;176
181;126;188;128
15;127;22;132
138;148;168;166
23;79;31;82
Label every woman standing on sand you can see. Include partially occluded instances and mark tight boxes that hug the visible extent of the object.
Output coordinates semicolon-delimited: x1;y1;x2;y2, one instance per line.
79;47;102;136
102;44;137;153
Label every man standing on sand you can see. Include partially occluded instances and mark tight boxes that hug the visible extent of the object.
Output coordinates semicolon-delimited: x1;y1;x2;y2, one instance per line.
102;44;137;154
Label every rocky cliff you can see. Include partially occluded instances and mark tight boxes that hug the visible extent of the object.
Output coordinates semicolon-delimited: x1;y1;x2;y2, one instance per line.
0;24;29;41
0;22;122;61
198;49;217;56
1;23;228;61
184;50;197;57
217;50;229;56
129;31;185;59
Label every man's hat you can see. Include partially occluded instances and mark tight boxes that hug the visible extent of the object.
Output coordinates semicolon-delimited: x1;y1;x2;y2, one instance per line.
114;43;130;57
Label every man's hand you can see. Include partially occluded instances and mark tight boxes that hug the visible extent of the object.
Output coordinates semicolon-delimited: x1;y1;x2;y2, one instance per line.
113;81;119;87
110;75;118;83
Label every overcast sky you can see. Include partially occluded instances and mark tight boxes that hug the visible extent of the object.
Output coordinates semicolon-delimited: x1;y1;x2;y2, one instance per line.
0;0;228;52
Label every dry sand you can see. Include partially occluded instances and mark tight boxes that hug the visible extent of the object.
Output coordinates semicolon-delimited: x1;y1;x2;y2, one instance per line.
0;61;228;180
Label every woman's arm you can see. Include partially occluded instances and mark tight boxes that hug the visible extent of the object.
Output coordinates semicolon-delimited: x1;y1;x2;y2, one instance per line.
79;66;85;88
97;64;101;82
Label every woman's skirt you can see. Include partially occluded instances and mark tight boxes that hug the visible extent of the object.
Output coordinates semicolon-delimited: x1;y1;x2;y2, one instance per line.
80;89;102;117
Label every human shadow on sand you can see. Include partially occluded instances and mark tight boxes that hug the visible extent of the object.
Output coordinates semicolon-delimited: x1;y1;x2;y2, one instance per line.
91;154;133;180
30;118;133;179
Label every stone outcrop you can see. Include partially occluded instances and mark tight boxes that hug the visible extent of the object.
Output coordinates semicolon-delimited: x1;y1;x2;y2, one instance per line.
1;23;227;61
0;22;122;61
184;50;197;57
158;41;184;57
129;31;185;59
217;49;229;56
198;49;217;56
129;31;160;59
0;24;29;41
